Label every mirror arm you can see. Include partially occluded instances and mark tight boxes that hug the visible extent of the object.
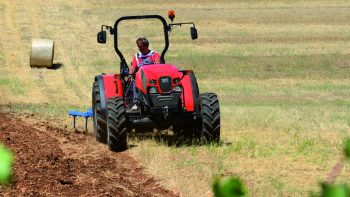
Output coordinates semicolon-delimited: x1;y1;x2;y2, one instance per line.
101;25;114;35
168;22;195;32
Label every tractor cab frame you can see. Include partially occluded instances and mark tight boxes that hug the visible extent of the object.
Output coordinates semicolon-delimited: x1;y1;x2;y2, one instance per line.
97;14;197;76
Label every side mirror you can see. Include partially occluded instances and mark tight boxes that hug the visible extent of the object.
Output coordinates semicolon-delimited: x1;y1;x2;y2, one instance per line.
97;31;107;43
190;27;198;40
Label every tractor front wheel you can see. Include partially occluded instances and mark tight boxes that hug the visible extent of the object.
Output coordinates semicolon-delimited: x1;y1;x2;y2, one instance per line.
92;81;107;143
197;93;220;143
106;97;128;152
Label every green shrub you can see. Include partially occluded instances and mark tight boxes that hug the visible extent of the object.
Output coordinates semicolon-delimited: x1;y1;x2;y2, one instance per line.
213;176;247;197
0;144;13;185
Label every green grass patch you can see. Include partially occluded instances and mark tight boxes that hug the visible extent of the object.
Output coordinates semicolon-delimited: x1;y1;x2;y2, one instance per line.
0;78;25;96
169;54;350;80
268;174;285;196
222;105;350;132
1;102;90;119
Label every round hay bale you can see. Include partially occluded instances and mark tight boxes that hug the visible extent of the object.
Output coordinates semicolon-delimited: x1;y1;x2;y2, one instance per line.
30;38;54;68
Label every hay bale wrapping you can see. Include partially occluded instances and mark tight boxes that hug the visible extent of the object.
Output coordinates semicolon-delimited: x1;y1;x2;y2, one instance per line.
30;38;54;68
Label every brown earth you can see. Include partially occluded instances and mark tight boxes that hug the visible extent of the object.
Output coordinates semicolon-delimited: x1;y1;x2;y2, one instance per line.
0;112;179;197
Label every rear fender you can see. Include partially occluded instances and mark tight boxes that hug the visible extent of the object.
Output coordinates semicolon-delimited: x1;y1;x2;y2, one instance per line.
95;74;123;118
102;74;123;99
180;70;199;112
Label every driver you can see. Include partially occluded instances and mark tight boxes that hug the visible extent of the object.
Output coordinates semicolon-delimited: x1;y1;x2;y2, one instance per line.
129;37;160;74
129;37;160;110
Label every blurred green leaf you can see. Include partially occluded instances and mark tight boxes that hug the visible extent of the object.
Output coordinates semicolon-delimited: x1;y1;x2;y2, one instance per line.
0;144;13;184
315;182;350;197
344;138;350;160
213;176;247;197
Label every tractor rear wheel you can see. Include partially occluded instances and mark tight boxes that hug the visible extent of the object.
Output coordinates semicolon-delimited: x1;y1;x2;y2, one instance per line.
106;97;128;152
197;93;220;143
92;81;107;143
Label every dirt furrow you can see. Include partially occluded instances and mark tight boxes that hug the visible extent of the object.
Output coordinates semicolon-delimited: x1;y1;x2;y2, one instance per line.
0;112;179;196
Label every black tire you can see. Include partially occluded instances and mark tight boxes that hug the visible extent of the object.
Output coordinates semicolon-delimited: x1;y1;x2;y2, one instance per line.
92;81;107;143
106;97;128;152
197;93;220;143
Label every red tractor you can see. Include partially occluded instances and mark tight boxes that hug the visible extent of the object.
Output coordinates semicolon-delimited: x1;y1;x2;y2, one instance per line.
93;12;220;152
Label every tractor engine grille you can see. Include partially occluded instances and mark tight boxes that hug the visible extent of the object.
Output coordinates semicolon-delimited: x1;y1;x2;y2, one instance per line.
158;76;172;93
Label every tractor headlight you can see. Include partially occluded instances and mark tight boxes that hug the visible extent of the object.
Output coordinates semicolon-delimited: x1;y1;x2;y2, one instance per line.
172;85;182;92
173;78;180;84
149;87;158;94
149;79;157;85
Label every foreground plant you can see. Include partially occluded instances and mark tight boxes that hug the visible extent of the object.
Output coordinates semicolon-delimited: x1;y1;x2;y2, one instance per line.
311;138;350;197
212;139;350;197
213;176;247;197
0;144;13;184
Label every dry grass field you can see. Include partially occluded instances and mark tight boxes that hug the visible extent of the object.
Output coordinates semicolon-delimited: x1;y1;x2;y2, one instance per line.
1;0;350;196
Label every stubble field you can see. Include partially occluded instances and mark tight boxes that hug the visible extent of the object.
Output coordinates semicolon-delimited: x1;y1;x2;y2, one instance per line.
1;0;350;196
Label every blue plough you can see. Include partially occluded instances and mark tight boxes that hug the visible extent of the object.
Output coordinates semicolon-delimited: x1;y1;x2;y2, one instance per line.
68;108;93;131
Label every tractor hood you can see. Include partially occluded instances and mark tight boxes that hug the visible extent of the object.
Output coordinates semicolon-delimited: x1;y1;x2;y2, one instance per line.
135;64;182;94
139;64;181;79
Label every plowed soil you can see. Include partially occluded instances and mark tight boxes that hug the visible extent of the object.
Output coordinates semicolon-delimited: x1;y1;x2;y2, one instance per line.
0;112;179;196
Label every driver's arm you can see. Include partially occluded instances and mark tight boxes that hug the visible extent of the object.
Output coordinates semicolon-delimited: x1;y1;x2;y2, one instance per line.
129;55;137;74
129;66;136;75
154;52;160;64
